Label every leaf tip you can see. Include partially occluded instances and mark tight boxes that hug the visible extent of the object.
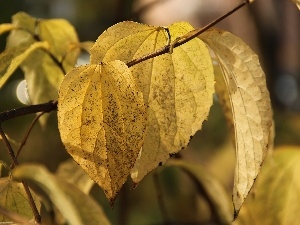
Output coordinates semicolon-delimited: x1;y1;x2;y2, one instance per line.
233;208;240;221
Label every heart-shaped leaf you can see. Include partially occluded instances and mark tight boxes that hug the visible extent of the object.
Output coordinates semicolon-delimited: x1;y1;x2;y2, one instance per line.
58;60;147;201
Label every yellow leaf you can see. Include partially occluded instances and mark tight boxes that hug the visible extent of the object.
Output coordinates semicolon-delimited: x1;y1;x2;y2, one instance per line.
200;28;273;216
292;0;300;10
0;177;40;222
5;12;80;126
0;42;49;88
90;21;215;184
21;48;65;105
5;12;37;55
0;23;17;36
38;18;80;72
235;147;300;225
213;61;235;137
56;159;95;194
57;60;147;201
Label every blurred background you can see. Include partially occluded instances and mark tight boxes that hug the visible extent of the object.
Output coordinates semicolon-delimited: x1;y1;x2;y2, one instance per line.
0;0;300;224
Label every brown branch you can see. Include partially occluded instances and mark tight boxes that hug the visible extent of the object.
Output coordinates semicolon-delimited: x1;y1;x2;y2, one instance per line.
0;125;19;167
0;100;57;123
126;0;251;68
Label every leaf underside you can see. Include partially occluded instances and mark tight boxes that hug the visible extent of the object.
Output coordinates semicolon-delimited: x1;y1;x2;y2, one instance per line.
200;28;273;215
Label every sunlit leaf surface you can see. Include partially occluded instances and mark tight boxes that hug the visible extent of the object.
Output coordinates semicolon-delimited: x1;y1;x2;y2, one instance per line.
5;12;80;106
200;28;273;215
0;42;49;88
58;60;147;201
90;21;215;184
0;23;17;36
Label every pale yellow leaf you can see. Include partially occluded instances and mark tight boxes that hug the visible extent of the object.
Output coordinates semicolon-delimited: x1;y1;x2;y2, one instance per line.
6;12;38;61
21;48;65;105
213;61;235;137
0;42;49;88
235;147;300;225
200;28;273;216
38;18;80;72
5;12;80;125
0;23;17;36
57;60;147;201
57;159;95;194
292;0;300;10
0;177;40;222
90;21;215;184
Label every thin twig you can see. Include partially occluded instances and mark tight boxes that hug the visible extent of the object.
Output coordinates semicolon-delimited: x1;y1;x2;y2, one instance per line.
16;112;45;159
0;125;19;167
153;172;170;225
127;0;251;68
0;100;57;123
0;101;56;223
0;126;41;223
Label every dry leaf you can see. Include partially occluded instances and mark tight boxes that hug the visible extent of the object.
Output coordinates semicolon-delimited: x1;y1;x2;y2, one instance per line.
90;21;215;184
57;60;147;201
200;28;273;216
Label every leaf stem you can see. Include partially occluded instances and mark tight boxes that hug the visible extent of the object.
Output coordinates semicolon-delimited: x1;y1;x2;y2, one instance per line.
127;0;251;68
0;125;41;223
16;112;45;159
0;101;57;223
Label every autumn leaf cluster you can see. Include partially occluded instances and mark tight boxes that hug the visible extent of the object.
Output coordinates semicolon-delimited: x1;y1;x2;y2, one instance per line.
0;8;274;224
